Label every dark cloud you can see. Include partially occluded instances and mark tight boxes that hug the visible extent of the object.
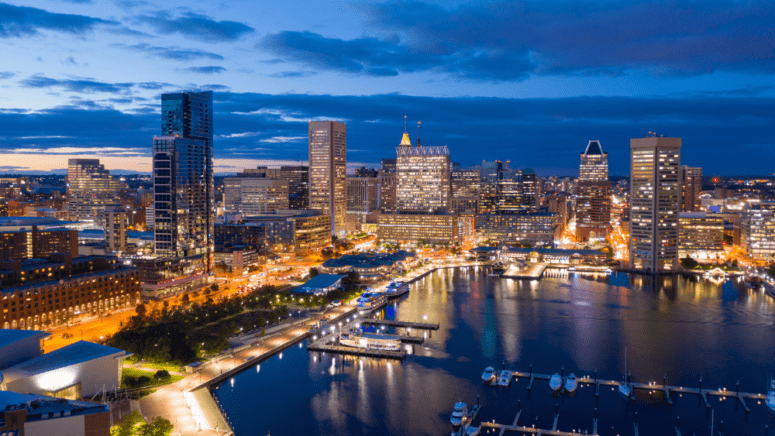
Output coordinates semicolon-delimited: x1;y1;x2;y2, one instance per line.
21;75;134;94
178;66;226;74
1;92;773;175
0;2;115;38
51;0;92;3
112;43;224;61
114;0;150;10
105;26;154;37
0;71;14;79
133;11;254;42
259;0;775;80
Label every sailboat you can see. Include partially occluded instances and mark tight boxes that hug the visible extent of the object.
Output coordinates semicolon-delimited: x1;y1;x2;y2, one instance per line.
766;378;775;415
618;348;631;400
549;373;563;392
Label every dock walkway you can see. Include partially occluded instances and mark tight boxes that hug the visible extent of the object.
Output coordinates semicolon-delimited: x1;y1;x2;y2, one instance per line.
361;318;440;330
306;343;406;359
502;263;547;279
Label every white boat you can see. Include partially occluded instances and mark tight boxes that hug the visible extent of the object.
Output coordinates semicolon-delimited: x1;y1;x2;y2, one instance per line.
450;402;468;427
564;373;578;394
549;373;562;391
766;380;775;415
357;292;387;313
619;348;631;400
339;331;401;351
498;370;511;387
481;366;495;382
466;425;481;436
385;281;409;296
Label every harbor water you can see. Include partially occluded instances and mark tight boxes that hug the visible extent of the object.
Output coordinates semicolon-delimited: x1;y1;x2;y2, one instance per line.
214;267;775;435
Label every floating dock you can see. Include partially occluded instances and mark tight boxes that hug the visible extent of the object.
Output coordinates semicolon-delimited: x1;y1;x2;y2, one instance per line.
306;343;406;359
361;318;440;330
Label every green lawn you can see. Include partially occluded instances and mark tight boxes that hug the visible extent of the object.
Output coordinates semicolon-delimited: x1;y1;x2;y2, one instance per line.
124;357;182;373
121;367;185;390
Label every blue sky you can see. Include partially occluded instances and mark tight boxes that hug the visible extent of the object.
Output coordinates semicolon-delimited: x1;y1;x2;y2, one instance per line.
1;0;774;175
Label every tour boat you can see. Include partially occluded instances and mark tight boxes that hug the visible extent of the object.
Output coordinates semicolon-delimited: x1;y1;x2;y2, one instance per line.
481;366;495;382
497;370;512;387
339;331;401;351
450;402;468;427
564;373;578;394
385;281;409;297
766;380;775;415
549;373;562;391
357;292;387;313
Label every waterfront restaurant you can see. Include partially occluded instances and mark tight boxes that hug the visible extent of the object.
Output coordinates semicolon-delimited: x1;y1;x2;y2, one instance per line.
318;251;416;280
294;274;345;296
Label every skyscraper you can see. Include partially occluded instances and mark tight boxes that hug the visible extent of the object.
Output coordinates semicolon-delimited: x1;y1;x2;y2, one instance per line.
66;159;120;223
308;121;346;235
104;205;127;253
629;134;681;273
576;140;612;241
378;158;397;213
396;132;450;212
153;91;214;271
680;166;703;212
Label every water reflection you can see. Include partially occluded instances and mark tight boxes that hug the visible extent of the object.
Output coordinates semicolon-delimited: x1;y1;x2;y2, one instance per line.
216;269;775;436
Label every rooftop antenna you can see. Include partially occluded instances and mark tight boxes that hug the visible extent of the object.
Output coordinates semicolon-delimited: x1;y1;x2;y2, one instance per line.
417;121;421;145
404;115;407;132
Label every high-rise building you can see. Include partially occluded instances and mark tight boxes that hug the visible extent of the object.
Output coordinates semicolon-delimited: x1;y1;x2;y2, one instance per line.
346;177;379;215
378;159;397;213
680;166;703;212
576;141;612;241
279;165;310;209
104;205;127;253
308;121;346;235
678;212;724;260
153;91;214;273
396;132;450;212
740;202;775;259
224;177;289;215
66;159;120;223
629;135;681;273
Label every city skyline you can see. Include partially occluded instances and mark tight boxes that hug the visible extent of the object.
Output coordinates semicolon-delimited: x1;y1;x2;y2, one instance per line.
0;0;774;175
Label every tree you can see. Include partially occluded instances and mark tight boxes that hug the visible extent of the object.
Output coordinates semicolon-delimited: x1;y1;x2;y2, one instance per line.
210;284;219;292
769;263;775;277
680;257;699;270
181;293;190;306
111;411;144;436
135;303;147;318
309;268;319;278
139;417;174;436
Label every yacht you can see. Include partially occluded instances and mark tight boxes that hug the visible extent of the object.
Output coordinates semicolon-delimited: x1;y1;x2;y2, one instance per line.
549;373;562;392
481;366;495;383
498;370;511;387
385;281;409;297
766;380;775;415
339;331;401;351
357;292;387;313
564;373;578;394
466;426;481;436
450;402;468;427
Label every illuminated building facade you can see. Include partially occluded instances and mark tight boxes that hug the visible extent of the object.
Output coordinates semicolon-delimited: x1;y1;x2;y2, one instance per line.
377;213;460;246
740;202;775;259
66;159;120;223
242;210;331;253
629;135;681;273
378;159;397;213
678;212;724;260
0;227;78;260
103;205;127;253
396;132;451;213
576;141;611;241
224;177;290;215
680;166;703;212
309;121;347;235
475;213;558;247
346;177;379;215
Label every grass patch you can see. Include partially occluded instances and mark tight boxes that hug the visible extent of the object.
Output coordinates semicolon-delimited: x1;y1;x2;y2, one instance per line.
121;368;184;390
124;359;182;373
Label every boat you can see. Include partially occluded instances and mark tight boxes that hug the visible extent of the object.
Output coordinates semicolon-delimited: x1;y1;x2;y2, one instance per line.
564;373;578;394
466;425;481;436
549;373;562;391
498;370;511;387
481;366;495;382
385;280;409;297
618;348;631;400
450;402;468;427
357;292;388;313
568;266;576;272
766;380;775;415
339;331;401;351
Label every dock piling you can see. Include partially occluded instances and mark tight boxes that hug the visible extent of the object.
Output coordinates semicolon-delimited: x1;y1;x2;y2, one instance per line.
765;424;768;436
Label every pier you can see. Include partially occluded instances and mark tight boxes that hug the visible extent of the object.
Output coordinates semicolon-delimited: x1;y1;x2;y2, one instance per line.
361;318;440;330
306;343;406;359
503;263;547;279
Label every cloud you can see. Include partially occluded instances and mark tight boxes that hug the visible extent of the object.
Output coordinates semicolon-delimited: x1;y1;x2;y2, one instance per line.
51;0;92;3
133;11;254;42
0;2;115;38
105;26;154;38
112;43;224;61
0;71;14;79
178;66;226;74
259;136;306;143
16;135;73;139
21;74;134;94
269;71;317;78
9;146;147;156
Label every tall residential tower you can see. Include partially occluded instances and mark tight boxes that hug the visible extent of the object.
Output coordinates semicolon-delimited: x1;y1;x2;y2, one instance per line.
629;134;681;273
576;140;612;241
66;159;120;223
308;121;346;235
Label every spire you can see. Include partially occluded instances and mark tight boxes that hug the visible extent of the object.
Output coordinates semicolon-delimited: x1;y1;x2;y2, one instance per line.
584;140;603;155
399;131;412;147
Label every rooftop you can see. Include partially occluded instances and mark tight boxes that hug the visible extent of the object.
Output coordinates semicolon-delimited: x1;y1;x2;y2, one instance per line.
3;341;127;377
297;274;345;290
322;251;415;269
584;140;604;155
0;329;50;350
0;390;107;418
